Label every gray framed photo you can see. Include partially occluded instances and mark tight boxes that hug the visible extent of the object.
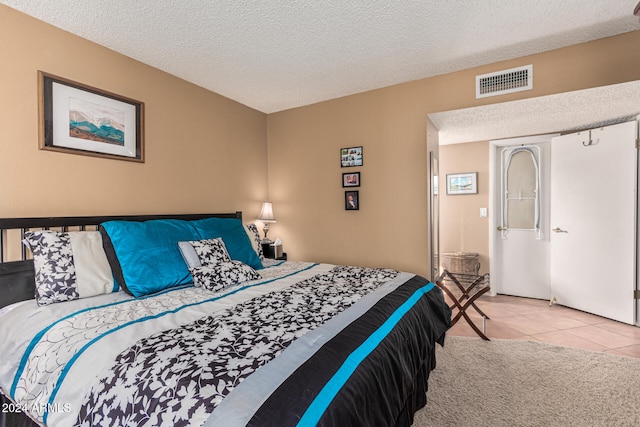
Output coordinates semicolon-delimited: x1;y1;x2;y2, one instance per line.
340;146;363;167
446;172;478;195
38;71;145;162
345;190;359;210
342;172;360;187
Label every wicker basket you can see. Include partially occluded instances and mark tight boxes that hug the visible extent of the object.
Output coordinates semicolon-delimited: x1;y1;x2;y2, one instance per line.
441;252;480;276
439;252;481;295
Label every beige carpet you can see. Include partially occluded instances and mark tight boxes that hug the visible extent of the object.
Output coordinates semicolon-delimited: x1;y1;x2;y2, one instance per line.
414;336;640;427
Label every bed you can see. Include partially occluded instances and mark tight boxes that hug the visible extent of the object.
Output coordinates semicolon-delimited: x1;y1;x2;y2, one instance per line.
0;212;451;427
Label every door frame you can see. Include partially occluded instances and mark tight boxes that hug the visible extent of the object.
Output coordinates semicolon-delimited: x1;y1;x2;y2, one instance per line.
489;133;559;297
637;115;640;326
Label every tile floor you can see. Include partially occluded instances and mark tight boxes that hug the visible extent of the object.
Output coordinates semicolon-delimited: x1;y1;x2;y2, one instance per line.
445;293;640;359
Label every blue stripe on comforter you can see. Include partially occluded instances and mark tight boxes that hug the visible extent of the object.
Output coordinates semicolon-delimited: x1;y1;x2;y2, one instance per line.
296;282;435;426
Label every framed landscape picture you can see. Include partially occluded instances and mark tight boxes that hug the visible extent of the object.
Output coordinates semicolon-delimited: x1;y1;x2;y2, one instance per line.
38;71;145;162
446;172;478;195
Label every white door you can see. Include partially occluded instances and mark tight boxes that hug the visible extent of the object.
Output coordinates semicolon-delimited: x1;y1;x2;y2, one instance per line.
550;121;637;324
490;135;553;299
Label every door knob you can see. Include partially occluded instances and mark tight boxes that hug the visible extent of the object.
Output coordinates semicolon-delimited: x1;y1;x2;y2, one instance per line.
552;227;568;233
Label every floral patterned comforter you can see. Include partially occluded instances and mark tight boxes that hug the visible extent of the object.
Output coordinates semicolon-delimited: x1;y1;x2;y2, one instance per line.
0;262;450;427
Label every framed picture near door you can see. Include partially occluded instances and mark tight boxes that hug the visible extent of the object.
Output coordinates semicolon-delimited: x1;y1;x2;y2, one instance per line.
446;172;477;195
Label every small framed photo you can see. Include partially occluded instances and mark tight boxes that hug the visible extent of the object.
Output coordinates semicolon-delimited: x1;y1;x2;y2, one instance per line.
446;172;478;195
345;191;359;210
38;71;145;162
342;172;361;187
340;146;363;167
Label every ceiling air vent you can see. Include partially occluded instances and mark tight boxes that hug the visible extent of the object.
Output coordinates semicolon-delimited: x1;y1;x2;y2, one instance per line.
476;65;532;98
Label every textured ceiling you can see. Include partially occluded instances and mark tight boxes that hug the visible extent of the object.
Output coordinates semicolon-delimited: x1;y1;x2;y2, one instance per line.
429;80;640;144
1;0;639;114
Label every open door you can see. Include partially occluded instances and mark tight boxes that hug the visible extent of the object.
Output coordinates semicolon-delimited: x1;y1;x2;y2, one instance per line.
550;121;637;324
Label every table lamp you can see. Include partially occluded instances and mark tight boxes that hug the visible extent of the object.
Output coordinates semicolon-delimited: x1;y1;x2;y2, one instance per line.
258;202;276;243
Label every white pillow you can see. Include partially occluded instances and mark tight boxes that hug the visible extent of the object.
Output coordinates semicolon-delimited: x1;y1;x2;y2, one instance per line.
23;231;115;306
177;241;201;268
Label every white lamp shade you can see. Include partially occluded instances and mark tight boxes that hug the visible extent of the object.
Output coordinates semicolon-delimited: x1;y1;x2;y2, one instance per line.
258;202;276;222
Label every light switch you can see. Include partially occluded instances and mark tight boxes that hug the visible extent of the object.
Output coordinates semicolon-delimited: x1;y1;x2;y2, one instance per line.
480;207;487;218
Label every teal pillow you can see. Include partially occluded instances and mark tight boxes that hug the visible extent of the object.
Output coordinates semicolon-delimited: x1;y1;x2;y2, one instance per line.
191;217;263;270
100;219;200;297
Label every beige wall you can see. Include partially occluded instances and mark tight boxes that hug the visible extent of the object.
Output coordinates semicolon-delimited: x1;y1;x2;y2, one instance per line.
268;30;640;278
0;5;268;220
4;3;640;279
438;141;490;275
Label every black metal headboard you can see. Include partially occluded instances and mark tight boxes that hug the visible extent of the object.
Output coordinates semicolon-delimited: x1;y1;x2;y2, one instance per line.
0;212;242;309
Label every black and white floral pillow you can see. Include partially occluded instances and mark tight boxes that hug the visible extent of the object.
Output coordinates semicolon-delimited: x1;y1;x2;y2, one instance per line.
244;223;264;260
189;261;260;292
23;231;114;306
188;238;231;266
24;231;78;305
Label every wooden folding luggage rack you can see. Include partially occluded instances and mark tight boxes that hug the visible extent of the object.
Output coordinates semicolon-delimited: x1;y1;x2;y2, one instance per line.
436;269;491;340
